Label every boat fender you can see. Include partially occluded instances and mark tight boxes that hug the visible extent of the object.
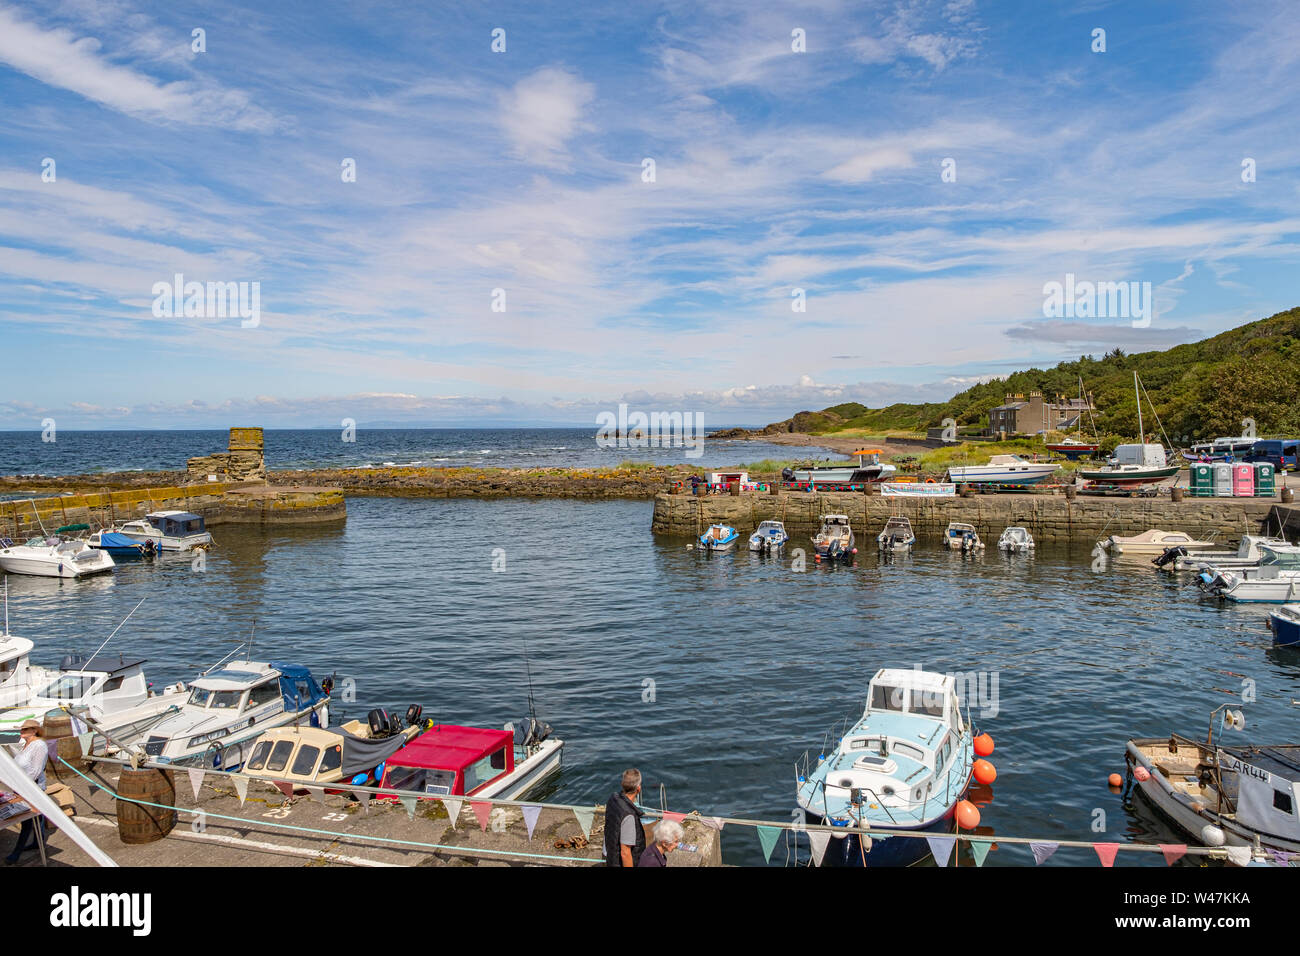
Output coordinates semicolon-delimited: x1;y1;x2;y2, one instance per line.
351;772;367;786
1200;824;1226;847
374;762;385;782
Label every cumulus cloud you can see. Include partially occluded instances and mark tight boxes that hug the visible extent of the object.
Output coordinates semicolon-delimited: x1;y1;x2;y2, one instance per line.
498;67;595;167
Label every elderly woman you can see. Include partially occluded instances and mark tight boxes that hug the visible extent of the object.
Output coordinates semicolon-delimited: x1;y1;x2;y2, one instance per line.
2;719;49;865
636;818;683;868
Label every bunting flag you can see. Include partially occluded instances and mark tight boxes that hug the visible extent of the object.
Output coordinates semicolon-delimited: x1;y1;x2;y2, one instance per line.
926;835;956;867
471;801;493;832
232;774;249;806
756;825;782;863
443;797;463;827
305;786;324;804
354;790;370;813
808;830;831;866
273;780;294;799
661;811;686;825
186;768;205;802
572;806;594;839
1225;846;1252;867
704;816;725;831
1094;843;1120;867
969;837;993;867
400;795;417;821
522;804;542;840
1160;844;1188;866
77;731;95;755
1031;842;1060;865
1268;849;1294;866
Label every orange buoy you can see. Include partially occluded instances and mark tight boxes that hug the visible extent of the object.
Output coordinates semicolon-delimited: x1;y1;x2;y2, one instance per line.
955;799;980;829
1133;765;1150;782
973;733;994;757
973;759;997;785
1108;773;1123;788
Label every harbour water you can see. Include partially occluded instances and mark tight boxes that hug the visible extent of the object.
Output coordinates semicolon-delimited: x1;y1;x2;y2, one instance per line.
5;496;1296;866
0;428;826;477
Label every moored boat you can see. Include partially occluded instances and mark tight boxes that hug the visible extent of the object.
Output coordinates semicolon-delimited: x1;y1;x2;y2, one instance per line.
1044;436;1099;460
1104;529;1215;556
876;516;915;553
699;524;739;551
943;521;983;551
794;668;981;866
997;527;1034;553
784;449;897;487
1269;605;1300;647
86;530;151;558
812;514;856;562
1154;535;1294;571
0;536;115;578
111;511;212;552
1078;373;1180;487
748;520;789;553
1199;552;1300;603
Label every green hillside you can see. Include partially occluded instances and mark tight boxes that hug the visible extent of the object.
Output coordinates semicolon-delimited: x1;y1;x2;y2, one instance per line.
793;306;1300;446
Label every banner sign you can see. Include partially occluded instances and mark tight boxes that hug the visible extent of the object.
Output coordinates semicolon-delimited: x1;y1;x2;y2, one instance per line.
881;482;957;497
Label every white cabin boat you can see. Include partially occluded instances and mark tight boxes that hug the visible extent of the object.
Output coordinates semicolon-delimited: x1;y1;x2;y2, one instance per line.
947;455;1058;486
784;449;897;486
1156;535;1294;572
103;660;330;770
813;514;856;562
997;527;1034;553
943;522;983;551
112;511;212;552
0;537;114;578
749;520;789;552
1103;529;1215;556
876;517;916;552
1199;549;1300;603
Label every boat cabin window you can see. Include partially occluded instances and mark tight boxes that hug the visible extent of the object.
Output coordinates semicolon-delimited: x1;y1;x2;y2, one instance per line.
38;675;95;700
319;745;342;774
188;687;213;707
1275;790;1294;815
247;741;273;771
385;764;425;793
871;684;906;711
248;681;281;709
265;740;295;772
463;747;508;794
912;691;946;718
291;745;321;776
209;690;245;710
0;659;14;677
103;676;125;693
893;742;924;762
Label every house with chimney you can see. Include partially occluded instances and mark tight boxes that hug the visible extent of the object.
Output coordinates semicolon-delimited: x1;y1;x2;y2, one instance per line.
987;391;1095;436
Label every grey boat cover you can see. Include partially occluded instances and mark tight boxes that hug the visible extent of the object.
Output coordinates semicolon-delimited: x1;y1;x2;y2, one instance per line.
337;727;414;779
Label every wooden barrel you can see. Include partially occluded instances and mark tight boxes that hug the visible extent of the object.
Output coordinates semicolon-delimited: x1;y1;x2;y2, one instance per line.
116;768;177;844
729;483;739;497
1170;486;1184;502
43;713;77;774
1283;487;1294;504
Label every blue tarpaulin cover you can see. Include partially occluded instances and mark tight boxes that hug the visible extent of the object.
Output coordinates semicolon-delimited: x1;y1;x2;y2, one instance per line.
94;532;142;550
271;661;327;712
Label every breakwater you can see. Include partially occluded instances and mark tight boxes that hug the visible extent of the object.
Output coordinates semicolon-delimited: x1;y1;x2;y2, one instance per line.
651;489;1285;543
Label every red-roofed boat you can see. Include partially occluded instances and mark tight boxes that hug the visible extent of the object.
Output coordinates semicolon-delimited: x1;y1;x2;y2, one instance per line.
379;716;562;800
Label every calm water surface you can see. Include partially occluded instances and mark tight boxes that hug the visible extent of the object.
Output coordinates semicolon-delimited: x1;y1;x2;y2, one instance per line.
5;497;1297;866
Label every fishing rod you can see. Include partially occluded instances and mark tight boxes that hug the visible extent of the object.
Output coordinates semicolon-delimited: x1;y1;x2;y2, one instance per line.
85;596;147;665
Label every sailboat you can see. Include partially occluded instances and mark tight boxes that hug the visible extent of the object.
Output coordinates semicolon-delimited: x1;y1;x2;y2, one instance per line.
1045;377;1101;459
1077;372;1180;487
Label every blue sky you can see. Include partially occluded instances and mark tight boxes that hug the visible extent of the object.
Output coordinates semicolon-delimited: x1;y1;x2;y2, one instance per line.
0;0;1297;428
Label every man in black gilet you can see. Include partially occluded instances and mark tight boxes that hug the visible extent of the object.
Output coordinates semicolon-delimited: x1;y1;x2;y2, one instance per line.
603;768;645;867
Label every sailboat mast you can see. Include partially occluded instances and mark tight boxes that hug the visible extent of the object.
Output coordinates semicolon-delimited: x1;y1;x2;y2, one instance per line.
1134;371;1144;444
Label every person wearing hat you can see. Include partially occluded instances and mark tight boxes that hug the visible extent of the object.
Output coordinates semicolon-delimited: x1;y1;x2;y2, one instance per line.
1;719;49;864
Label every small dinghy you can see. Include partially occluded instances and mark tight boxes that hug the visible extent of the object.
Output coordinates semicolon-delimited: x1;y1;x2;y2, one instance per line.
943;522;983;552
795;668;982;867
876;516;915;553
87;530;151;558
1126;706;1300;863
997;527;1034;553
749;520;789;553
699;524;739;551
813;514;856;563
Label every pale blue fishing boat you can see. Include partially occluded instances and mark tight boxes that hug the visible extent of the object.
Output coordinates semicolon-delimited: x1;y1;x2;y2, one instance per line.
698;524;738;552
795;668;976;866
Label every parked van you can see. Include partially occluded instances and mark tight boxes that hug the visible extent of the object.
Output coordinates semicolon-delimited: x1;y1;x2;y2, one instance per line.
1248;439;1300;471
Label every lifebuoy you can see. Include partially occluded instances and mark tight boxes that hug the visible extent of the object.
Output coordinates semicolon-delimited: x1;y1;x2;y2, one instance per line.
925;478;936;483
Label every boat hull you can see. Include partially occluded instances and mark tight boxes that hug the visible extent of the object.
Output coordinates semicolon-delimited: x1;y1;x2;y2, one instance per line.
1078;465;1180;486
0;551;114;578
1045;443;1098;460
1270;609;1300;647
801;805;961;867
947;465;1058;485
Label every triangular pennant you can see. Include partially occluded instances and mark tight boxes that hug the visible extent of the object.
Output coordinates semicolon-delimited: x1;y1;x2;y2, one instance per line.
305;786;324;804
1031;841;1059;865
808;830;831;866
572;806;594;839
969;838;992;867
471;801;492;832
662;811;686;825
77;731;95;754
443;797;462;827
400;795;416;820
926;835;956;867
1225;845;1252;867
273;780;294;799
187;768;205;802
756;825;781;862
1160;844;1187;866
232;774;249;806
705;816;725;831
1268;848;1294;865
522;804;542;840
354;790;370;813
1094;843;1120;867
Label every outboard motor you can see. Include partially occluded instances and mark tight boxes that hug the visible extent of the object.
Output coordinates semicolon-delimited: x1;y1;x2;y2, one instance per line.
781;467;794;481
388;712;404;736
367;708;390;738
516;716;553;748
405;704;423;728
1152;546;1187;568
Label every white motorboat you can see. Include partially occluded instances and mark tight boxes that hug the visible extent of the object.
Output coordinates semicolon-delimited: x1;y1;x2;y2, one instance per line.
1198;549;1300;603
0;652;184;741
876;516;916;552
943;521;983;551
749;520;789;552
103;659;331;770
947;455;1058;486
1103;529;1215;556
0;632;42;712
813;514;856;562
1154;534;1293;571
1181;436;1258;463
0;536;115;578
699;524;739;551
784;449;897;486
1126;707;1300;863
112;511;212;552
997;527;1035;553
